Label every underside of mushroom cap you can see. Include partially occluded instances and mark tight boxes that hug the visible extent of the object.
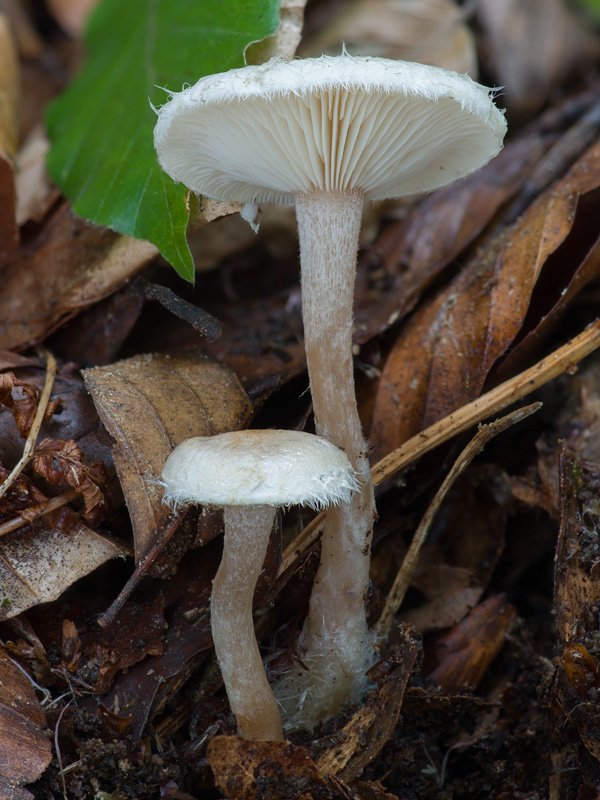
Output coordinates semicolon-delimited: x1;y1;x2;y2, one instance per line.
154;53;507;204
160;429;359;510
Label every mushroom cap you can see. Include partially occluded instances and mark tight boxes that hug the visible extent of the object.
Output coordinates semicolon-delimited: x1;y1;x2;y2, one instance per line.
160;429;359;510
154;54;507;205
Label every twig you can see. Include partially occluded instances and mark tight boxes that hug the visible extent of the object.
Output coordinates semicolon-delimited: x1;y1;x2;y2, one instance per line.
278;318;600;579
374;402;541;642
0;349;57;501
0;488;80;538
97;513;185;628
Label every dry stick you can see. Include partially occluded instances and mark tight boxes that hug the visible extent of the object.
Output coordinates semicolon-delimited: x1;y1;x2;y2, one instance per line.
0;488;80;538
278;318;600;579
0;349;58;501
374;402;542;642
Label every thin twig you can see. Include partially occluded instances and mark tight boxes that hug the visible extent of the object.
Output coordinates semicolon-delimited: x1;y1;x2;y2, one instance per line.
97;513;185;628
374;402;541;642
278;318;600;579
0;349;58;501
0;488;80;538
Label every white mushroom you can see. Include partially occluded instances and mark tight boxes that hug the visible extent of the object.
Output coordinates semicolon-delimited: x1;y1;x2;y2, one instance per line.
160;429;357;741
154;54;507;729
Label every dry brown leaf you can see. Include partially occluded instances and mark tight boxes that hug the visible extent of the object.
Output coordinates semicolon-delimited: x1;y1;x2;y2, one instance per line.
369;139;600;460
0;204;158;350
356;137;539;345
0;372;42;438
0;508;128;621
82;350;252;563
303;0;477;76
427;594;517;693
207;736;350;800
31;437;110;525
0;12;19;266
478;0;600;119
0;645;52;790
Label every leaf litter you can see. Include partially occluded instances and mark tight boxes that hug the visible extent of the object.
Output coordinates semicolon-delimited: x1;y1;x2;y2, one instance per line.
2;1;600;798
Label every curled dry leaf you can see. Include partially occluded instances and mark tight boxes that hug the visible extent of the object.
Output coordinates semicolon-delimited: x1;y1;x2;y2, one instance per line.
0;371;61;439
0;12;19;265
0;508;127;622
82;350;252;564
31;437;110;525
0;645;52;790
370;139;600;460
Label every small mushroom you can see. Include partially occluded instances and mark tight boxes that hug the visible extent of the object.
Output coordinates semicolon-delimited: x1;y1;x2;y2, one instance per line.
154;54;507;728
160;429;357;741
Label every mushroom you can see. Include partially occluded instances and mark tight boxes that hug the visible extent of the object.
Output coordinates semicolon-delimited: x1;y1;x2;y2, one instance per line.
154;54;507;728
160;429;357;741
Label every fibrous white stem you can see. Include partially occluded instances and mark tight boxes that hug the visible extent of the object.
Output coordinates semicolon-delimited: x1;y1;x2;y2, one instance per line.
211;504;284;740
275;190;375;730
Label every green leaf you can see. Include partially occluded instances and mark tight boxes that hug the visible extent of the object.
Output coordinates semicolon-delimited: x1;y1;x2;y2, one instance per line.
576;0;600;18
46;0;280;281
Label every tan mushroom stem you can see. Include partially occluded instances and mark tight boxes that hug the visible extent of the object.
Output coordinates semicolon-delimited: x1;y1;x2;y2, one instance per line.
293;189;375;720
211;504;284;741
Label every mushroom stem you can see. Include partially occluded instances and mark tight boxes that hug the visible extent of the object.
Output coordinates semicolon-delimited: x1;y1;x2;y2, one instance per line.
290;189;375;724
211;504;284;741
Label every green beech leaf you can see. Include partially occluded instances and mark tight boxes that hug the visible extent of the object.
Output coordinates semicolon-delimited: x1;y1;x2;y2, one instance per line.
46;0;280;281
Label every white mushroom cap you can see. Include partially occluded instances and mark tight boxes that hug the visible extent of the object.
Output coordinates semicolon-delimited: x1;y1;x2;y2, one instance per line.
154;54;507;204
161;429;358;510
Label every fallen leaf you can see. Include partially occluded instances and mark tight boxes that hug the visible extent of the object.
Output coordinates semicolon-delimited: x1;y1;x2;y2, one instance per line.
0;12;19;265
478;0;600;120
304;0;477;76
82;350;252;564
369;139;600;460
0;508;128;621
0;371;45;439
357;136;540;345
428;594;517;693
0;644;52;788
98;542;219;739
0;204;158;351
31;437;110;525
402;466;509;632
207;736;350;800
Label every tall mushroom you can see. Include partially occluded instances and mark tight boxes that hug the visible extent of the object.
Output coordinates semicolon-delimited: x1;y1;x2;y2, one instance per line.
160;429;357;741
154;54;507;729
